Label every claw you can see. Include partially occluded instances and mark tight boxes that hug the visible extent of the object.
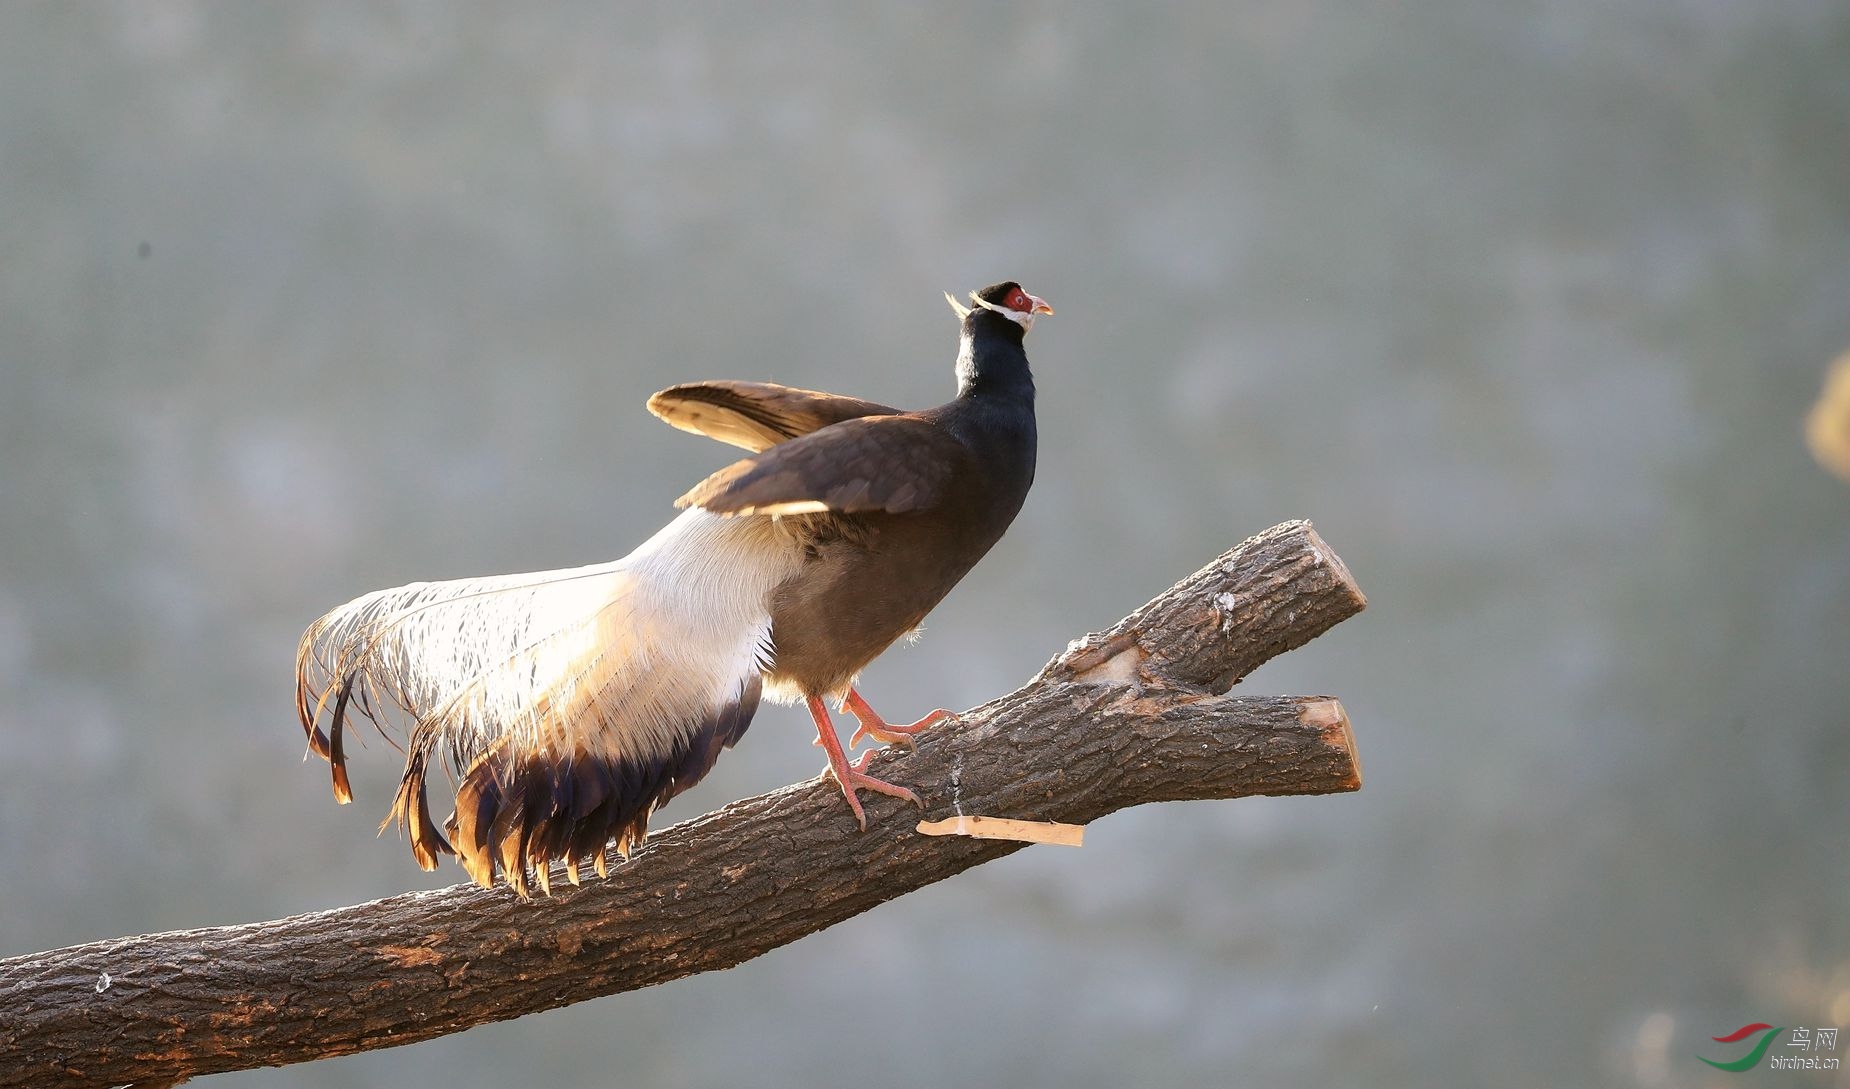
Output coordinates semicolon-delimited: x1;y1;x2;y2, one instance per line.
806;695;924;830
843;688;952;749
822;752;924;829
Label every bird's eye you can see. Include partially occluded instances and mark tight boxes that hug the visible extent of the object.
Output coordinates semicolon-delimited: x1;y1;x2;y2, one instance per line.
1007;288;1030;312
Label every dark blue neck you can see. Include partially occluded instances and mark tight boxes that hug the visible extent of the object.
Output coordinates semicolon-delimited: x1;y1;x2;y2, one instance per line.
954;311;1036;403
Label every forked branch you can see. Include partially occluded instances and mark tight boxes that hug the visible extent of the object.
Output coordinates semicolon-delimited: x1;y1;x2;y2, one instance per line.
0;520;1366;1088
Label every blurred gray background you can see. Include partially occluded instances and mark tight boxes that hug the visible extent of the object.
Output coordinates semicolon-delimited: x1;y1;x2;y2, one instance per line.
3;3;1847;1086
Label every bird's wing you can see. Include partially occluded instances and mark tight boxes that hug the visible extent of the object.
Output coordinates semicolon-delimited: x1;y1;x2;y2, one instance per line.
294;510;801;895
676;415;968;517
647;380;901;452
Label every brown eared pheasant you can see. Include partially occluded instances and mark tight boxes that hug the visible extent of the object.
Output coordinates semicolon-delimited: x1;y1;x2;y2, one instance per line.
295;281;1053;895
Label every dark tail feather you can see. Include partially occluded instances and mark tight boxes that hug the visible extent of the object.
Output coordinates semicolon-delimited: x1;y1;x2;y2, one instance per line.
487;771;532;898
671;674;759;802
452;743;508;889
382;747;455;871
298;666;333;762
438;679;763;896
327;674;356;804
301;667;396;802
523;764;575;894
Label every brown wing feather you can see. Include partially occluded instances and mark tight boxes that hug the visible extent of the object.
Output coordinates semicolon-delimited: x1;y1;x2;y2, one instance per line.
677;415;967;517
647;381;901;452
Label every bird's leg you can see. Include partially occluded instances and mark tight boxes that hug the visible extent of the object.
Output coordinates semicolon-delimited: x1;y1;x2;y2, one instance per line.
842;688;953;750
807;695;922;830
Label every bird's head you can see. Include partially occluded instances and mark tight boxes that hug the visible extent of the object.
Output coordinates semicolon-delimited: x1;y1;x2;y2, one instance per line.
944;281;1054;333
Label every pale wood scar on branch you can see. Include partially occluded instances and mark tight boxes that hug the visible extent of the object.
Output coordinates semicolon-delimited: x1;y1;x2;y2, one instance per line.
0;519;1365;1089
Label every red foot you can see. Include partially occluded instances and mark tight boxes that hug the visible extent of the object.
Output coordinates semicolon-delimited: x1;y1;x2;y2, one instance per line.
842;688;953;749
806;696;924;830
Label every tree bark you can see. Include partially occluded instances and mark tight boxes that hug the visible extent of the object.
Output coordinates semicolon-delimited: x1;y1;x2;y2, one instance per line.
0;520;1366;1089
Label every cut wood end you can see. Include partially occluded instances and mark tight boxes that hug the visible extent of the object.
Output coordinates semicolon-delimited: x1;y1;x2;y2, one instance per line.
1302;524;1367;611
917;815;1086;847
1297;697;1346;730
1298;697;1362;791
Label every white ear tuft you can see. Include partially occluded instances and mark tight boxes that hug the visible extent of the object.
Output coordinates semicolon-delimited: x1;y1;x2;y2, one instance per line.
943;291;972;319
968;291;1038;329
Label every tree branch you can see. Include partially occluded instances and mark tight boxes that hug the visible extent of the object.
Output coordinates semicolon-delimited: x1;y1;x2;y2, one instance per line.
0;520;1366;1089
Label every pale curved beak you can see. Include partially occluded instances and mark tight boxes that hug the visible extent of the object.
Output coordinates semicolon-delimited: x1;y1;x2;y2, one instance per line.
1028;294;1054;316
